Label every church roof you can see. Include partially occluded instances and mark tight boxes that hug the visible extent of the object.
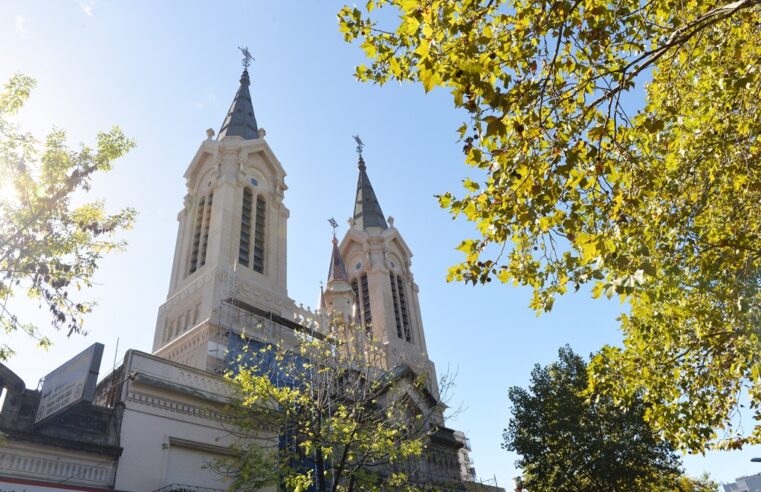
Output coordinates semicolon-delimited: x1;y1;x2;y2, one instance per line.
218;69;259;140
327;237;349;283
352;156;388;230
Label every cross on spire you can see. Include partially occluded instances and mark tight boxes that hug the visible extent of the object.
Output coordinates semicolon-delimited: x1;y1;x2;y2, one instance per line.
238;46;254;70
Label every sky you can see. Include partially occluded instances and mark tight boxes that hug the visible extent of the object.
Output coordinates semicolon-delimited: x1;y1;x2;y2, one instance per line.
1;0;758;487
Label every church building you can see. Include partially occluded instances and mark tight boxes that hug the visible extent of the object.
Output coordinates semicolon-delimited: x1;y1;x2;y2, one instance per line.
0;61;501;492
145;60;463;488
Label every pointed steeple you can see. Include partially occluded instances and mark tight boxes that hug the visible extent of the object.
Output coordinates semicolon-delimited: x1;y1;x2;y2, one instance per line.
327;237;349;283
353;156;388;230
324;235;354;321
218;69;259;140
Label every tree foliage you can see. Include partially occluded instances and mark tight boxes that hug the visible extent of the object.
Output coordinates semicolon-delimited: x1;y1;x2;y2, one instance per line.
339;0;761;450
216;325;449;492
672;473;719;492
0;74;135;360
504;346;683;491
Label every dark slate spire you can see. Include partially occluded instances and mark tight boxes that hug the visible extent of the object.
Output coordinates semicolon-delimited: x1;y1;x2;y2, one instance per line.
353;156;388;230
327;237;349;283
218;69;259;140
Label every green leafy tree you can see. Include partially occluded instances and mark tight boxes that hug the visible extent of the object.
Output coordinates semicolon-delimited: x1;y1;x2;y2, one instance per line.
0;74;135;360
672;473;719;492
504;346;682;491
215;322;451;492
339;0;761;451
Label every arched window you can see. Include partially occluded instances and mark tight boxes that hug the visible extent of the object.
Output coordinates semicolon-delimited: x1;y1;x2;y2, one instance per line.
253;196;266;273
360;273;372;326
390;272;403;339
390;273;412;342
397;275;412;342
199;191;213;267
239;188;252;266
188;197;206;275
351;278;360;314
351;274;372;328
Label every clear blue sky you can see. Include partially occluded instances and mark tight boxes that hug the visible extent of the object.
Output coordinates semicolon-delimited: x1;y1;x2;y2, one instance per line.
1;1;757;487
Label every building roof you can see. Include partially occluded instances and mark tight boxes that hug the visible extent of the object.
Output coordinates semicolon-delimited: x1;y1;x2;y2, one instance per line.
327;237;349;283
352;156;388;230
218;69;259;140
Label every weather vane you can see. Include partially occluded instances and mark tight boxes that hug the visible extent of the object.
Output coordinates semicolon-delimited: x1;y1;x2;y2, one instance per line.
238;46;254;70
353;135;364;158
328;217;339;237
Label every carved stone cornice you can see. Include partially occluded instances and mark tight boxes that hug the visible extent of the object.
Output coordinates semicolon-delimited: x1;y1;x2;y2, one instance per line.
0;446;116;487
126;390;229;423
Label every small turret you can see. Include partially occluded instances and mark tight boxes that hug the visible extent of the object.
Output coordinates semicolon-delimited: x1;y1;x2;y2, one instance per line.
323;236;354;321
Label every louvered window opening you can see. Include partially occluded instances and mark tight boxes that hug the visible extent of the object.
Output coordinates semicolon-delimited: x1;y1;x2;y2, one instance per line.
360;273;372;327
351;279;360;320
239;188;252;266
396;275;412;342
188;197;205;275
351;275;373;328
253;196;266;273
390;272;403;339
199;192;213;267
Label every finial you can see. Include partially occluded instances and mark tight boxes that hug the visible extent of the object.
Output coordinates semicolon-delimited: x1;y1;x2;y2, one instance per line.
328;217;339;240
238;46;254;71
206;128;215;139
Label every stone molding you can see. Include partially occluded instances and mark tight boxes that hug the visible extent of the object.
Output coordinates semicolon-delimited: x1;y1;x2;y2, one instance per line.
160;267;216;309
126;390;228;424
156;322;212;363
0;445;115;487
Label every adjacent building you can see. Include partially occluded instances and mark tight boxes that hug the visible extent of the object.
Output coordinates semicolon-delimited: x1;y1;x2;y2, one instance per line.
724;473;761;492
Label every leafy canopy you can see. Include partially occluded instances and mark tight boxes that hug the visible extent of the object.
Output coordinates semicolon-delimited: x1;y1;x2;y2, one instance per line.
0;74;135;360
217;326;448;492
504;346;683;491
339;0;761;451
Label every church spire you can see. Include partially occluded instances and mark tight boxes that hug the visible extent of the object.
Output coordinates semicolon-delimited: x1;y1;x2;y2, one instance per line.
351;137;388;230
218;49;259;140
323;229;354;321
327;236;349;283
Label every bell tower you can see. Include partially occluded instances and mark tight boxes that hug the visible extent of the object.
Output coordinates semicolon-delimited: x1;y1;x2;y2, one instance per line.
152;61;291;369
337;144;439;396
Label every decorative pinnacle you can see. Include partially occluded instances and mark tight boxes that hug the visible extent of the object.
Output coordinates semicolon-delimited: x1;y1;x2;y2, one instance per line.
238;46;254;70
328;217;339;239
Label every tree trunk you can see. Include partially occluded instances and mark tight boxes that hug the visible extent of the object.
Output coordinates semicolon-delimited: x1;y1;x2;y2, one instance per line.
315;418;327;492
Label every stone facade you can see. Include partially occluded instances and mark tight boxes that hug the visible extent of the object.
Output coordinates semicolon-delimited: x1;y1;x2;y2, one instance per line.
97;349;275;492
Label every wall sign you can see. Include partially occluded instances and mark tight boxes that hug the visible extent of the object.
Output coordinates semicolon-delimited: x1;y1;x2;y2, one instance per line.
34;343;104;425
